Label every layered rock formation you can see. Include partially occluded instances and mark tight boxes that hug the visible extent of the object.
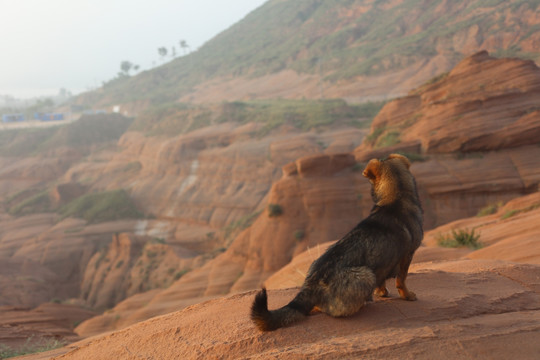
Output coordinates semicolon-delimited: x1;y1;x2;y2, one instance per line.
25;260;540;360
356;51;540;227
424;191;540;264
266;191;540;290
0;303;95;351
63;125;366;249
0;215;137;308
80;233;204;310
356;51;540;155
55;192;540;359
74;152;370;336
3;52;540;354
73;53;540;337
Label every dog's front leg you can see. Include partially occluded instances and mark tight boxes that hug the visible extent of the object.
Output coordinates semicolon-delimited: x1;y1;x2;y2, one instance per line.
374;284;389;297
396;253;416;301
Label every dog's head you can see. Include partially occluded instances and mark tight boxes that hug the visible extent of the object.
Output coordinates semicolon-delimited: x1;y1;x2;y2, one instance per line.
363;154;415;206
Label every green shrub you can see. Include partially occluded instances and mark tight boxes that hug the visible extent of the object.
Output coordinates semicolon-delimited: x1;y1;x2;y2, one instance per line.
501;209;519;219
151;237;166;244
8;190;51;216
436;228;483;249
268;204;283;217
132;99;383;138
365;127;385;146
293;229;305;241
0;337;65;358
375;131;400;148
412;72;449;94
500;203;540;220
477;202;502;217
0;114;132;157
174;269;190;280
58;189;143;224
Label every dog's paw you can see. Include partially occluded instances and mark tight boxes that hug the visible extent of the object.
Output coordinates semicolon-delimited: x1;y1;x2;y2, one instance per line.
374;287;389;297
401;290;417;301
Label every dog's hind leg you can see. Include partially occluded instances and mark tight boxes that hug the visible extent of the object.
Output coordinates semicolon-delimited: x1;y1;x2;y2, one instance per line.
396;253;416;301
322;266;376;317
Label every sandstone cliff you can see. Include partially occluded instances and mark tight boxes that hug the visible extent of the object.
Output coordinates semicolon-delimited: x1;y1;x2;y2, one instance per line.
74;53;540;336
356;51;540;226
2;52;540;353
356;51;540;155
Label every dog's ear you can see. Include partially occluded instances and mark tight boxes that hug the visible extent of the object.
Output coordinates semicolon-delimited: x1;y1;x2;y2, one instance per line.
363;159;381;180
387;153;411;169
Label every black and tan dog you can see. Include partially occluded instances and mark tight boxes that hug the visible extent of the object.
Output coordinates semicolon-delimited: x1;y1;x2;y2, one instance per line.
251;154;423;331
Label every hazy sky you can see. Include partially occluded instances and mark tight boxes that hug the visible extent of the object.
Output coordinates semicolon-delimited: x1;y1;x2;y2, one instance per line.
0;0;268;98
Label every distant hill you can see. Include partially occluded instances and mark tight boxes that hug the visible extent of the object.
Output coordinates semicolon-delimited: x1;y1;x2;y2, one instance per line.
0;114;132;157
79;0;540;109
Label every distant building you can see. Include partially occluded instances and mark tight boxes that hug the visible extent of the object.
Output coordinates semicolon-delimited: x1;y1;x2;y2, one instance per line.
2;114;25;122
34;113;64;121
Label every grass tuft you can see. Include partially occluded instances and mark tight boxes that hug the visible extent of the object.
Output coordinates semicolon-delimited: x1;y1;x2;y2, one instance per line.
0;337;65;359
436;228;483;249
476;202;502;217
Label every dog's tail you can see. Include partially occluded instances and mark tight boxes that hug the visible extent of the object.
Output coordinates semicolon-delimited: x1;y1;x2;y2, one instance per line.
250;288;312;331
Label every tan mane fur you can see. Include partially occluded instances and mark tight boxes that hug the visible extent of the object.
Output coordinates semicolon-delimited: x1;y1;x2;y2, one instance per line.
363;154;412;207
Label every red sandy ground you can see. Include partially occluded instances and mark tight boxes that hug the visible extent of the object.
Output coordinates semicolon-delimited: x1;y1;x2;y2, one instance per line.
19;259;540;360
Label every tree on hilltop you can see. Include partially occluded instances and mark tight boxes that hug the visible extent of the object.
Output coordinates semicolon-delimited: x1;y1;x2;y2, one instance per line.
158;47;168;62
120;61;133;75
179;40;189;55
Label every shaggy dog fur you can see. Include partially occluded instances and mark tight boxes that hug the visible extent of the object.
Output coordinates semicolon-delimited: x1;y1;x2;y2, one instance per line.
251;154;423;331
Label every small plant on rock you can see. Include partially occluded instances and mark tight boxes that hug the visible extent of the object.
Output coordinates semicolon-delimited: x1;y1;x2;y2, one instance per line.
268;204;283;217
436;228;483;249
476;202;502;217
293;229;305;241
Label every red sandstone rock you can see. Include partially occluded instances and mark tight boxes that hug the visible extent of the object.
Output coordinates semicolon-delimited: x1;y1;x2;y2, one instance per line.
0;303;95;351
4;53;540;356
23;260;540;360
356;51;540;156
